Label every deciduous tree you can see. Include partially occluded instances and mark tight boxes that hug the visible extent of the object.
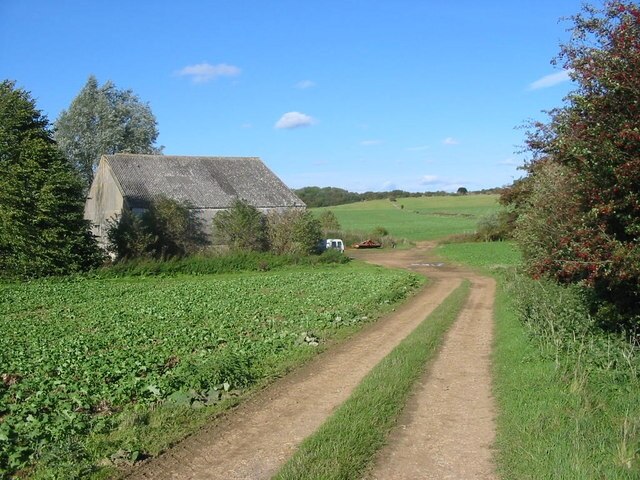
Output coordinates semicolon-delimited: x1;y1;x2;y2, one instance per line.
213;199;269;252
318;210;341;233
54;76;161;188
267;209;322;255
106;196;209;260
144;196;209;258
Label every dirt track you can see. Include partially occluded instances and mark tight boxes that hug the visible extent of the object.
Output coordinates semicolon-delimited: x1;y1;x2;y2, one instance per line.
128;243;496;480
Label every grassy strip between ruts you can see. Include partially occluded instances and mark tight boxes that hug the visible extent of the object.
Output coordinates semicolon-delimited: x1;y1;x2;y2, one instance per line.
273;279;471;480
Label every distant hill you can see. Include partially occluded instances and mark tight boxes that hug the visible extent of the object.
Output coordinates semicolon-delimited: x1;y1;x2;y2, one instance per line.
294;186;503;208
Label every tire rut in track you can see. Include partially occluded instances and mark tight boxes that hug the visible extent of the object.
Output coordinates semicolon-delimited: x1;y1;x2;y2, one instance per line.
367;274;497;480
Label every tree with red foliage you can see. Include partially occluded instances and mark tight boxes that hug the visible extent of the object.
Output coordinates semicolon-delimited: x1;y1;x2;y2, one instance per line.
515;1;640;331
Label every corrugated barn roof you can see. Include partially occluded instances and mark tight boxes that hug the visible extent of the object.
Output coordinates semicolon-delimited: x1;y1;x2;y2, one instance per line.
104;154;304;209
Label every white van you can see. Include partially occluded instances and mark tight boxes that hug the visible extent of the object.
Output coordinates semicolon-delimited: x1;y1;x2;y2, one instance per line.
323;238;345;253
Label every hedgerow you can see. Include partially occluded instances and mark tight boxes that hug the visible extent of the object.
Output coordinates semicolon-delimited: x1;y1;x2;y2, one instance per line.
504;1;640;332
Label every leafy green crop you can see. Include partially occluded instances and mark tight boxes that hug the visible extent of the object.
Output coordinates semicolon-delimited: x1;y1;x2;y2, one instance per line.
0;265;420;476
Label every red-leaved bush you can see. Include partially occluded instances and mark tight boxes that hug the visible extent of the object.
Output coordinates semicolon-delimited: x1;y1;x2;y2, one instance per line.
507;1;640;331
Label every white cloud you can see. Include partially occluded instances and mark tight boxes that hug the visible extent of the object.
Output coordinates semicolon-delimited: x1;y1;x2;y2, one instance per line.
406;145;430;151
274;111;315;129
420;175;441;185
177;62;241;83
416;174;468;192
529;69;573;90
498;158;520;166
443;137;459;145
241;123;253;129
295;80;316;89
360;139;382;146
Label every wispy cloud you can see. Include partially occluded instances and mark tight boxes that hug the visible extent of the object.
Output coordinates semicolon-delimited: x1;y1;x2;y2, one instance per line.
529;69;573;90
443;137;459;145
406;145;430;151
498;157;520;166
420;174;441;185
416;174;468;192
177;62;241;83
274;111;315;129
360;139;382;146
295;80;316;89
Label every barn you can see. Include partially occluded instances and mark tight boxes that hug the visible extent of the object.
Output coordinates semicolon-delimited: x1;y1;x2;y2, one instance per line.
84;154;305;246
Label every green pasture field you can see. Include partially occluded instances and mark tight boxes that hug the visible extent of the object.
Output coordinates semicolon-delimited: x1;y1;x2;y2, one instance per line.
315;194;500;241
0;263;422;478
436;241;522;270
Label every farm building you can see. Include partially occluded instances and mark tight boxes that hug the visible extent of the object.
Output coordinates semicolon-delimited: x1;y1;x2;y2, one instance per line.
84;154;305;246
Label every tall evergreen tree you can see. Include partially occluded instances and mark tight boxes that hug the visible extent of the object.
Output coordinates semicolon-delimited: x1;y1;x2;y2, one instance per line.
54;75;161;188
0;80;103;278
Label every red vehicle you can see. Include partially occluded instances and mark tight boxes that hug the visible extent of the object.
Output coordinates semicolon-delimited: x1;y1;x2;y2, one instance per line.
353;239;382;249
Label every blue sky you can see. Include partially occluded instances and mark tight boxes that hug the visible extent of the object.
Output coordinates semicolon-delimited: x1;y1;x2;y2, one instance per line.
1;0;592;192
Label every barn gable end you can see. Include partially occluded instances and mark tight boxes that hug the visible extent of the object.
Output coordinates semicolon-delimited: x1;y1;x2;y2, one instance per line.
84;157;125;243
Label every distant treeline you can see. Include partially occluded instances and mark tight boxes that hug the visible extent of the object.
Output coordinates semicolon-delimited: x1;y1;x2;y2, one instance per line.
294;186;502;208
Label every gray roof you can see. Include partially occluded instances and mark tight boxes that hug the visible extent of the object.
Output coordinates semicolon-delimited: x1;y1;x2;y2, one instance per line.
104;154;305;209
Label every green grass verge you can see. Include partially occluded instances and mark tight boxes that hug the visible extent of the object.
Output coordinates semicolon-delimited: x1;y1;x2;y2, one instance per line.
438;242;640;478
493;276;640;479
273;280;471;480
436;241;522;271
314;194;499;241
91;250;349;278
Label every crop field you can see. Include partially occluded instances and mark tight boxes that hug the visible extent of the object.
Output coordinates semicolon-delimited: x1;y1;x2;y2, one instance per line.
316;194;500;241
0;264;421;476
